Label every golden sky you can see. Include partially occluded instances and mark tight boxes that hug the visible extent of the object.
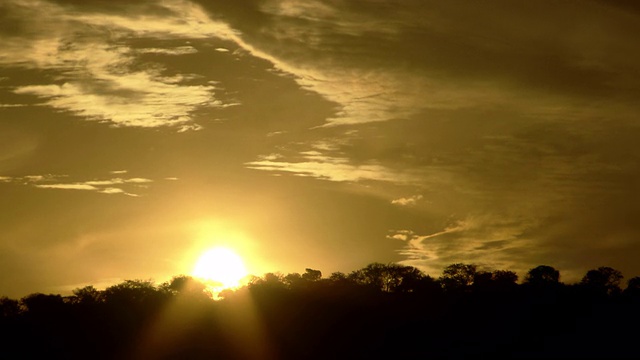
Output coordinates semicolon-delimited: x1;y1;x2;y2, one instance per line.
1;0;640;298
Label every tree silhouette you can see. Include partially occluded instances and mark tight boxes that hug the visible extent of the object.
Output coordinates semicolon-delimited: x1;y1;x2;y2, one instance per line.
347;262;427;292
71;285;103;305
255;272;285;287
580;266;624;295
468;269;518;293
0;296;20;318
393;265;433;293
440;263;477;291
20;293;66;315
159;275;211;303
103;279;161;303
1;262;639;359
329;271;347;281
625;276;640;298
493;269;518;284
302;268;322;281
524;265;561;286
283;272;303;287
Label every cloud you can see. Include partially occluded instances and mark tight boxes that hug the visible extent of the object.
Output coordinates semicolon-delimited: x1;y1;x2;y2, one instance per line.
136;46;198;55
23;174;61;182
13;56;219;128
36;184;99;191
82;178;151;186
0;0;239;130
124;178;153;184
0;173;158;197
257;153;283;161
100;187;138;196
194;0;640;129
214;0;640;283
391;195;423;206
246;155;420;184
389;215;539;278
4;0;637;134
247;123;460;187
228;0;639;206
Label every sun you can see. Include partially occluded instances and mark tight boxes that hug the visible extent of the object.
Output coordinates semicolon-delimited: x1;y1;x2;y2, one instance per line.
192;247;249;289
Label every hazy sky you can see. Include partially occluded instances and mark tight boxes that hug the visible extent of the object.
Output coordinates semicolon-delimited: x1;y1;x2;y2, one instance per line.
1;0;640;298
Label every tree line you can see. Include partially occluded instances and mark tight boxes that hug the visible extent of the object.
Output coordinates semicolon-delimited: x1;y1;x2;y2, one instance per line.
1;263;640;359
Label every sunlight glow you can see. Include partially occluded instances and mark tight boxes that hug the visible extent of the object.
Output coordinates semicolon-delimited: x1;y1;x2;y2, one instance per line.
192;247;248;289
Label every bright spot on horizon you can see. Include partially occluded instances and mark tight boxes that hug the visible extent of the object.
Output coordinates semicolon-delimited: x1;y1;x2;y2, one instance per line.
192;247;249;290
